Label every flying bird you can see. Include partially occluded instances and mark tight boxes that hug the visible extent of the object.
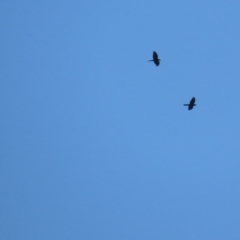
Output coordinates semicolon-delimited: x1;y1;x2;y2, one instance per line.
184;97;196;110
148;51;161;66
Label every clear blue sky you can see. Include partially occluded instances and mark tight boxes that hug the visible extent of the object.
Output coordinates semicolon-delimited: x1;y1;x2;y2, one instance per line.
1;1;240;239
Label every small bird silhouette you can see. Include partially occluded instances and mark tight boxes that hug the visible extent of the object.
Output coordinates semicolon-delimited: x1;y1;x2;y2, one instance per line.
184;97;196;110
148;51;161;66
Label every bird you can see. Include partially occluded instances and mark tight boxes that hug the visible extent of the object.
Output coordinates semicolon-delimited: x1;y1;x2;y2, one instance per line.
184;97;196;110
148;51;161;66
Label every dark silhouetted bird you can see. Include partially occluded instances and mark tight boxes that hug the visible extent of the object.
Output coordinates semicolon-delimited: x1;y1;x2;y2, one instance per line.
184;97;196;110
148;51;161;66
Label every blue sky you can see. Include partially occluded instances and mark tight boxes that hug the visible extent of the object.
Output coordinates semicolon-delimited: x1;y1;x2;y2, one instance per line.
1;1;240;239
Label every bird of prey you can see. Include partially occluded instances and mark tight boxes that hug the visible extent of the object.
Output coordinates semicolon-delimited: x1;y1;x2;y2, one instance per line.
148;51;161;66
184;97;196;110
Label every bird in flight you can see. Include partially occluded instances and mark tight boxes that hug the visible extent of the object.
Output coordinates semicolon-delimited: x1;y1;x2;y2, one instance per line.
184;97;196;110
148;51;161;66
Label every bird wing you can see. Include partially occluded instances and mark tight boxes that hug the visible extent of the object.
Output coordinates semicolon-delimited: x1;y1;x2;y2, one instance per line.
190;97;196;105
153;51;158;59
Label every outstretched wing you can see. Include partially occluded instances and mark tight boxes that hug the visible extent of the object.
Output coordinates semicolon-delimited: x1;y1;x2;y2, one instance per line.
153;51;158;59
190;97;196;105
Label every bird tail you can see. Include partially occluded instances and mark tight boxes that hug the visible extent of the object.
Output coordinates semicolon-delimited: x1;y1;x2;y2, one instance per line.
184;104;189;106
